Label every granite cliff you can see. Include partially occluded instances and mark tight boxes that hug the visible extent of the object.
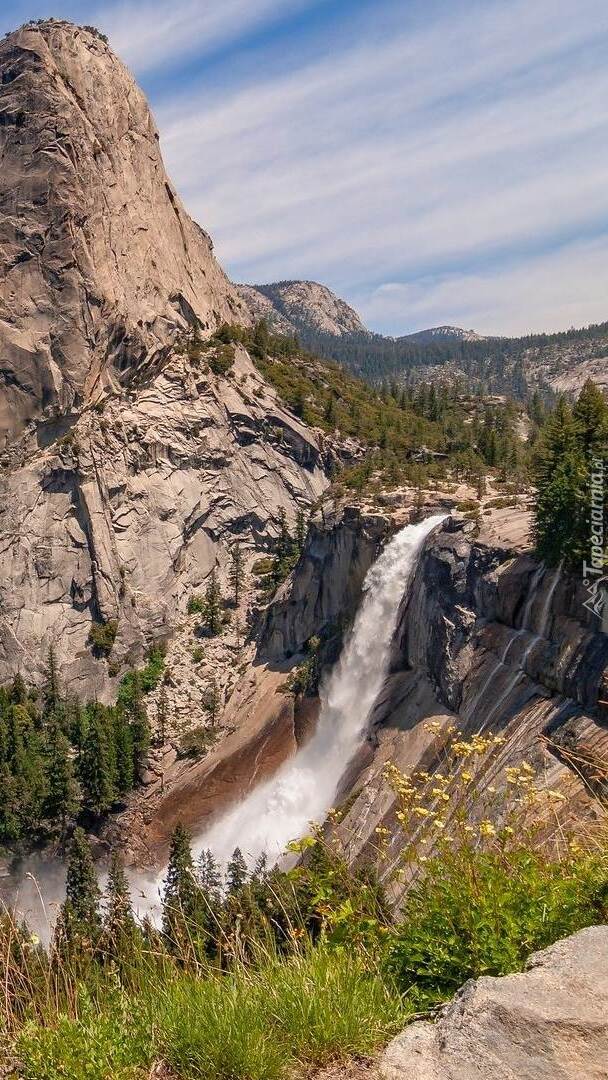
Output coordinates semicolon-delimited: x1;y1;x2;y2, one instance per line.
0;21;330;699
0;20;248;449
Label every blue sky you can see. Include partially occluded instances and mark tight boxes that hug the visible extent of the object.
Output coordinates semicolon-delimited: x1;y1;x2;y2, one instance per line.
3;0;608;336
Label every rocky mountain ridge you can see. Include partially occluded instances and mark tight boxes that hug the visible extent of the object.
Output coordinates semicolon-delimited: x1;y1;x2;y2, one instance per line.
238;280;368;338
239;280;608;397
401;325;483;344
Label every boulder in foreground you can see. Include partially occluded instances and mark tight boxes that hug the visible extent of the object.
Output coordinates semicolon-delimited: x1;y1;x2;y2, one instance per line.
381;926;608;1079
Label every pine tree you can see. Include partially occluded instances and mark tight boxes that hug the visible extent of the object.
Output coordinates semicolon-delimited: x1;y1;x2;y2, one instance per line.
324;394;337;426
252;852;268;882
198;848;222;899
428;384;440;422
42;720;79;832
229;543;244;607
66;696;86;750
78;707;116;816
58;827;102;947
202;569;223;635
253;319;270;352
533;397;586;566
276;509;291;561
292;385;306;419
295;510;307;554
43;644;61;719
573;379;608;457
103;851;139;957
226;847;248;895
113;711;135;796
10;673;27;707
202;680;221;725
128;673;151;774
156;686;169;745
272;509;295;584
529;390;545;427
162;823;206;957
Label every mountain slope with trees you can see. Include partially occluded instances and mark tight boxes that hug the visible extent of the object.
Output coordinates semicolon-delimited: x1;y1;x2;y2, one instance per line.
239;281;608;400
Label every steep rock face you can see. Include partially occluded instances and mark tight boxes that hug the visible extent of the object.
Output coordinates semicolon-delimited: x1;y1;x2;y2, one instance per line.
0;341;328;698
260;506;390;660
322;511;608;874
0;21;337;698
0;20;247;448
381;926;608;1080
237;280;368;339
117;504;390;862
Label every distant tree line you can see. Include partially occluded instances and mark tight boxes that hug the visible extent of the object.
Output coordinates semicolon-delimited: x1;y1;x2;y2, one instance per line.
295;320;608;400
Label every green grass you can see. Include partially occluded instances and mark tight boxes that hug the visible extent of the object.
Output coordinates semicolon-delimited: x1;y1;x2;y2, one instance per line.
15;948;407;1080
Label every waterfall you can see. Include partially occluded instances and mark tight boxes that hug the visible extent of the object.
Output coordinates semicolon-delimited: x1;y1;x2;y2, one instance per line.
195;513;447;867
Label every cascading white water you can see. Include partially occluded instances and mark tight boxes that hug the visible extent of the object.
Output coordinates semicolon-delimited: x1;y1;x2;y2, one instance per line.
195;514;447;867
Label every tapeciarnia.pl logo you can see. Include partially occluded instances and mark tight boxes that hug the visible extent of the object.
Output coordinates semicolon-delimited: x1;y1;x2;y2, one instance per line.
582;456;608;632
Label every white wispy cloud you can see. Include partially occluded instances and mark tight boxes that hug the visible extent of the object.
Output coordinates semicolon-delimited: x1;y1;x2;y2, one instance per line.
7;0;598;335
362;235;608;336
94;0;319;73
142;0;608;333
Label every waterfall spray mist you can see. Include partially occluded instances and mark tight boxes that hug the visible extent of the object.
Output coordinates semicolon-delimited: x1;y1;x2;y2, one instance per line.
196;513;447;868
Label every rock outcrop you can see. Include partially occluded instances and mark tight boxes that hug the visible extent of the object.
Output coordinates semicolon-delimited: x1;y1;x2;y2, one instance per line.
329;510;608;878
0;343;328;698
0;20;248;448
237;280;368;339
260;506;390;660
381;926;608;1079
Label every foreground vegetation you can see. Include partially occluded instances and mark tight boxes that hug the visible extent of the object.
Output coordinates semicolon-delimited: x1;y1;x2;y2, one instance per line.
1;733;606;1079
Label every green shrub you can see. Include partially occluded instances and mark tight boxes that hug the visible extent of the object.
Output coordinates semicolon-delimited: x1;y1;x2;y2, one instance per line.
252;557;275;577
385;846;608;1009
285;636;321;697
485;496;519;509
88;620;118;656
178;726;216;760
16;995;152;1080
187;593;205;615
209;344;236;376
117;646;165;709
